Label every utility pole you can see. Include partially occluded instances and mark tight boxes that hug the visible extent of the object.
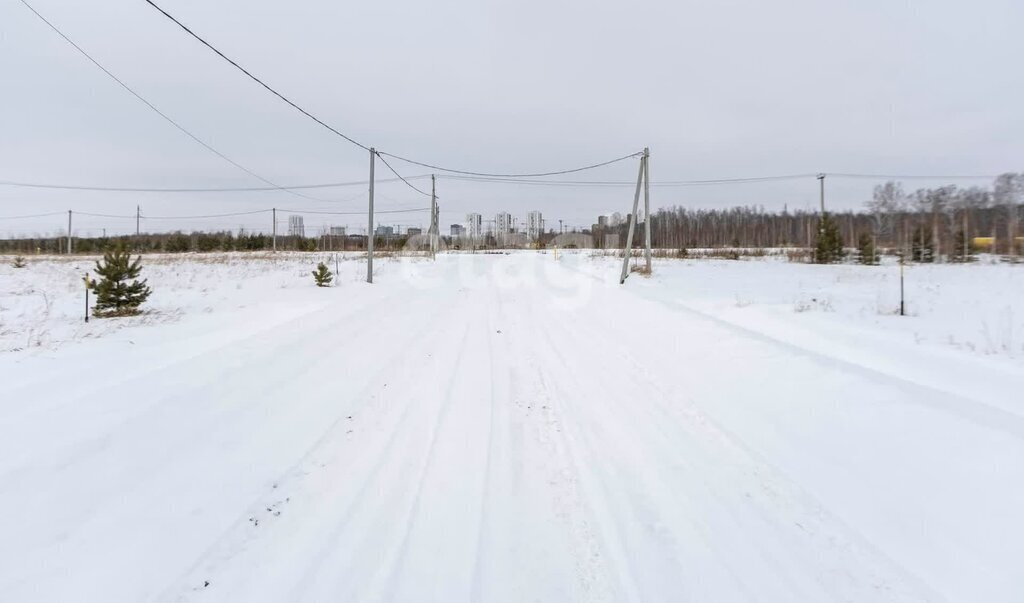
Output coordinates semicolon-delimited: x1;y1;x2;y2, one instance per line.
136;205;140;237
643;147;651;273
620;154;646;284
272;208;277;251
67;210;72;254
430;174;437;259
817;173;826;214
367;148;376;284
816;173;826;246
559;219;563;234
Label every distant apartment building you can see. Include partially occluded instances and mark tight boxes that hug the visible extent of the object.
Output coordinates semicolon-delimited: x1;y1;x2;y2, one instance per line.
597;215;609;227
466;213;482;239
450;224;465;237
329;226;346;236
288;215;305;237
527;211;543;241
495;212;513;234
407;227;422;236
375;225;394;237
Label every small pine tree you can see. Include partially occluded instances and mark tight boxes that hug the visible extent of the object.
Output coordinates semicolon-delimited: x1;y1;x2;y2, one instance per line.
93;245;152;317
312;262;333;287
11;256;27;268
856;233;876;265
814;214;844;264
911;227;934;263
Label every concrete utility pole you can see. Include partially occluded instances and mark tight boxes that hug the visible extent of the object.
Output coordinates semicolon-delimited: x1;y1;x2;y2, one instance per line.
643;147;652;273
430;174;437;259
272;208;277;251
67;210;72;254
817;173;826;214
620;154;646;284
367;147;376;284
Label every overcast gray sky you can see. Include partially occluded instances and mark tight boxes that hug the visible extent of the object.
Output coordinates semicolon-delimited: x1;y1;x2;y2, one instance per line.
2;0;1021;236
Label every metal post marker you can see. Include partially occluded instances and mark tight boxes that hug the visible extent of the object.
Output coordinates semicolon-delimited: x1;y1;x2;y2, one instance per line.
83;273;90;322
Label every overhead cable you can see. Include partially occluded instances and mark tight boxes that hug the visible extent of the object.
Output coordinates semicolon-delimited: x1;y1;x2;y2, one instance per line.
18;0;329;203
139;0;642;179
0;175;429;193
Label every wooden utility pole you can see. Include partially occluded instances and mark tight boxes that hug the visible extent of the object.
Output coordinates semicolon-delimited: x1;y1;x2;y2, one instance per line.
367;148;376;284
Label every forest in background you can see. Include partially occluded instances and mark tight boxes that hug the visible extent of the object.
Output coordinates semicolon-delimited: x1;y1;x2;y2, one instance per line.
3;174;1021;259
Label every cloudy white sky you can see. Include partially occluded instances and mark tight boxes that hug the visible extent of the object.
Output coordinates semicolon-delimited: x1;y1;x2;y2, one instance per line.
1;0;1021;236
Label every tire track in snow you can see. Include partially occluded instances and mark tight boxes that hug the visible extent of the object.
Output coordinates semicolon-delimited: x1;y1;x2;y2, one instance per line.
377;318;476;601
0;286;397;490
531;324;676;601
488;282;617;602
469;283;501;602
277;293;479;600
663;297;1024;441
162;286;465;601
537;284;939;602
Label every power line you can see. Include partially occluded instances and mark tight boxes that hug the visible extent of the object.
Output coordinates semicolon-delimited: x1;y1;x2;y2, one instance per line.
140;0;370;152
827;172;997;181
143;209;273;220
277;207;429;215
374;152;431;197
439;173;817;187
76;211;136;219
1;206;426;222
0;175;429;193
440;171;1005;187
139;0;642;179
2;169;1006;198
0;211;67;220
378;150;643;178
17;0;329;204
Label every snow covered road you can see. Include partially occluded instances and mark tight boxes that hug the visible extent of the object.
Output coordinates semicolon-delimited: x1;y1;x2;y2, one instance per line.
1;253;1022;602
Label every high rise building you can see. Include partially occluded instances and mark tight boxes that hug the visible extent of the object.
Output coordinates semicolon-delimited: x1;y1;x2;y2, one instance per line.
466;213;482;239
527;211;543;241
329;226;346;236
450;224;465;237
496;212;513;234
288;215;305;237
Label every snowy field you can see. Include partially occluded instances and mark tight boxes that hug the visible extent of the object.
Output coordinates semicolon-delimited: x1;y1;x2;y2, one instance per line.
1;251;1023;602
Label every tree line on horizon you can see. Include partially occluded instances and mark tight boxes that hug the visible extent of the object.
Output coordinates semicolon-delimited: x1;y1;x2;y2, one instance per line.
2;173;1020;259
629;172;1023;257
